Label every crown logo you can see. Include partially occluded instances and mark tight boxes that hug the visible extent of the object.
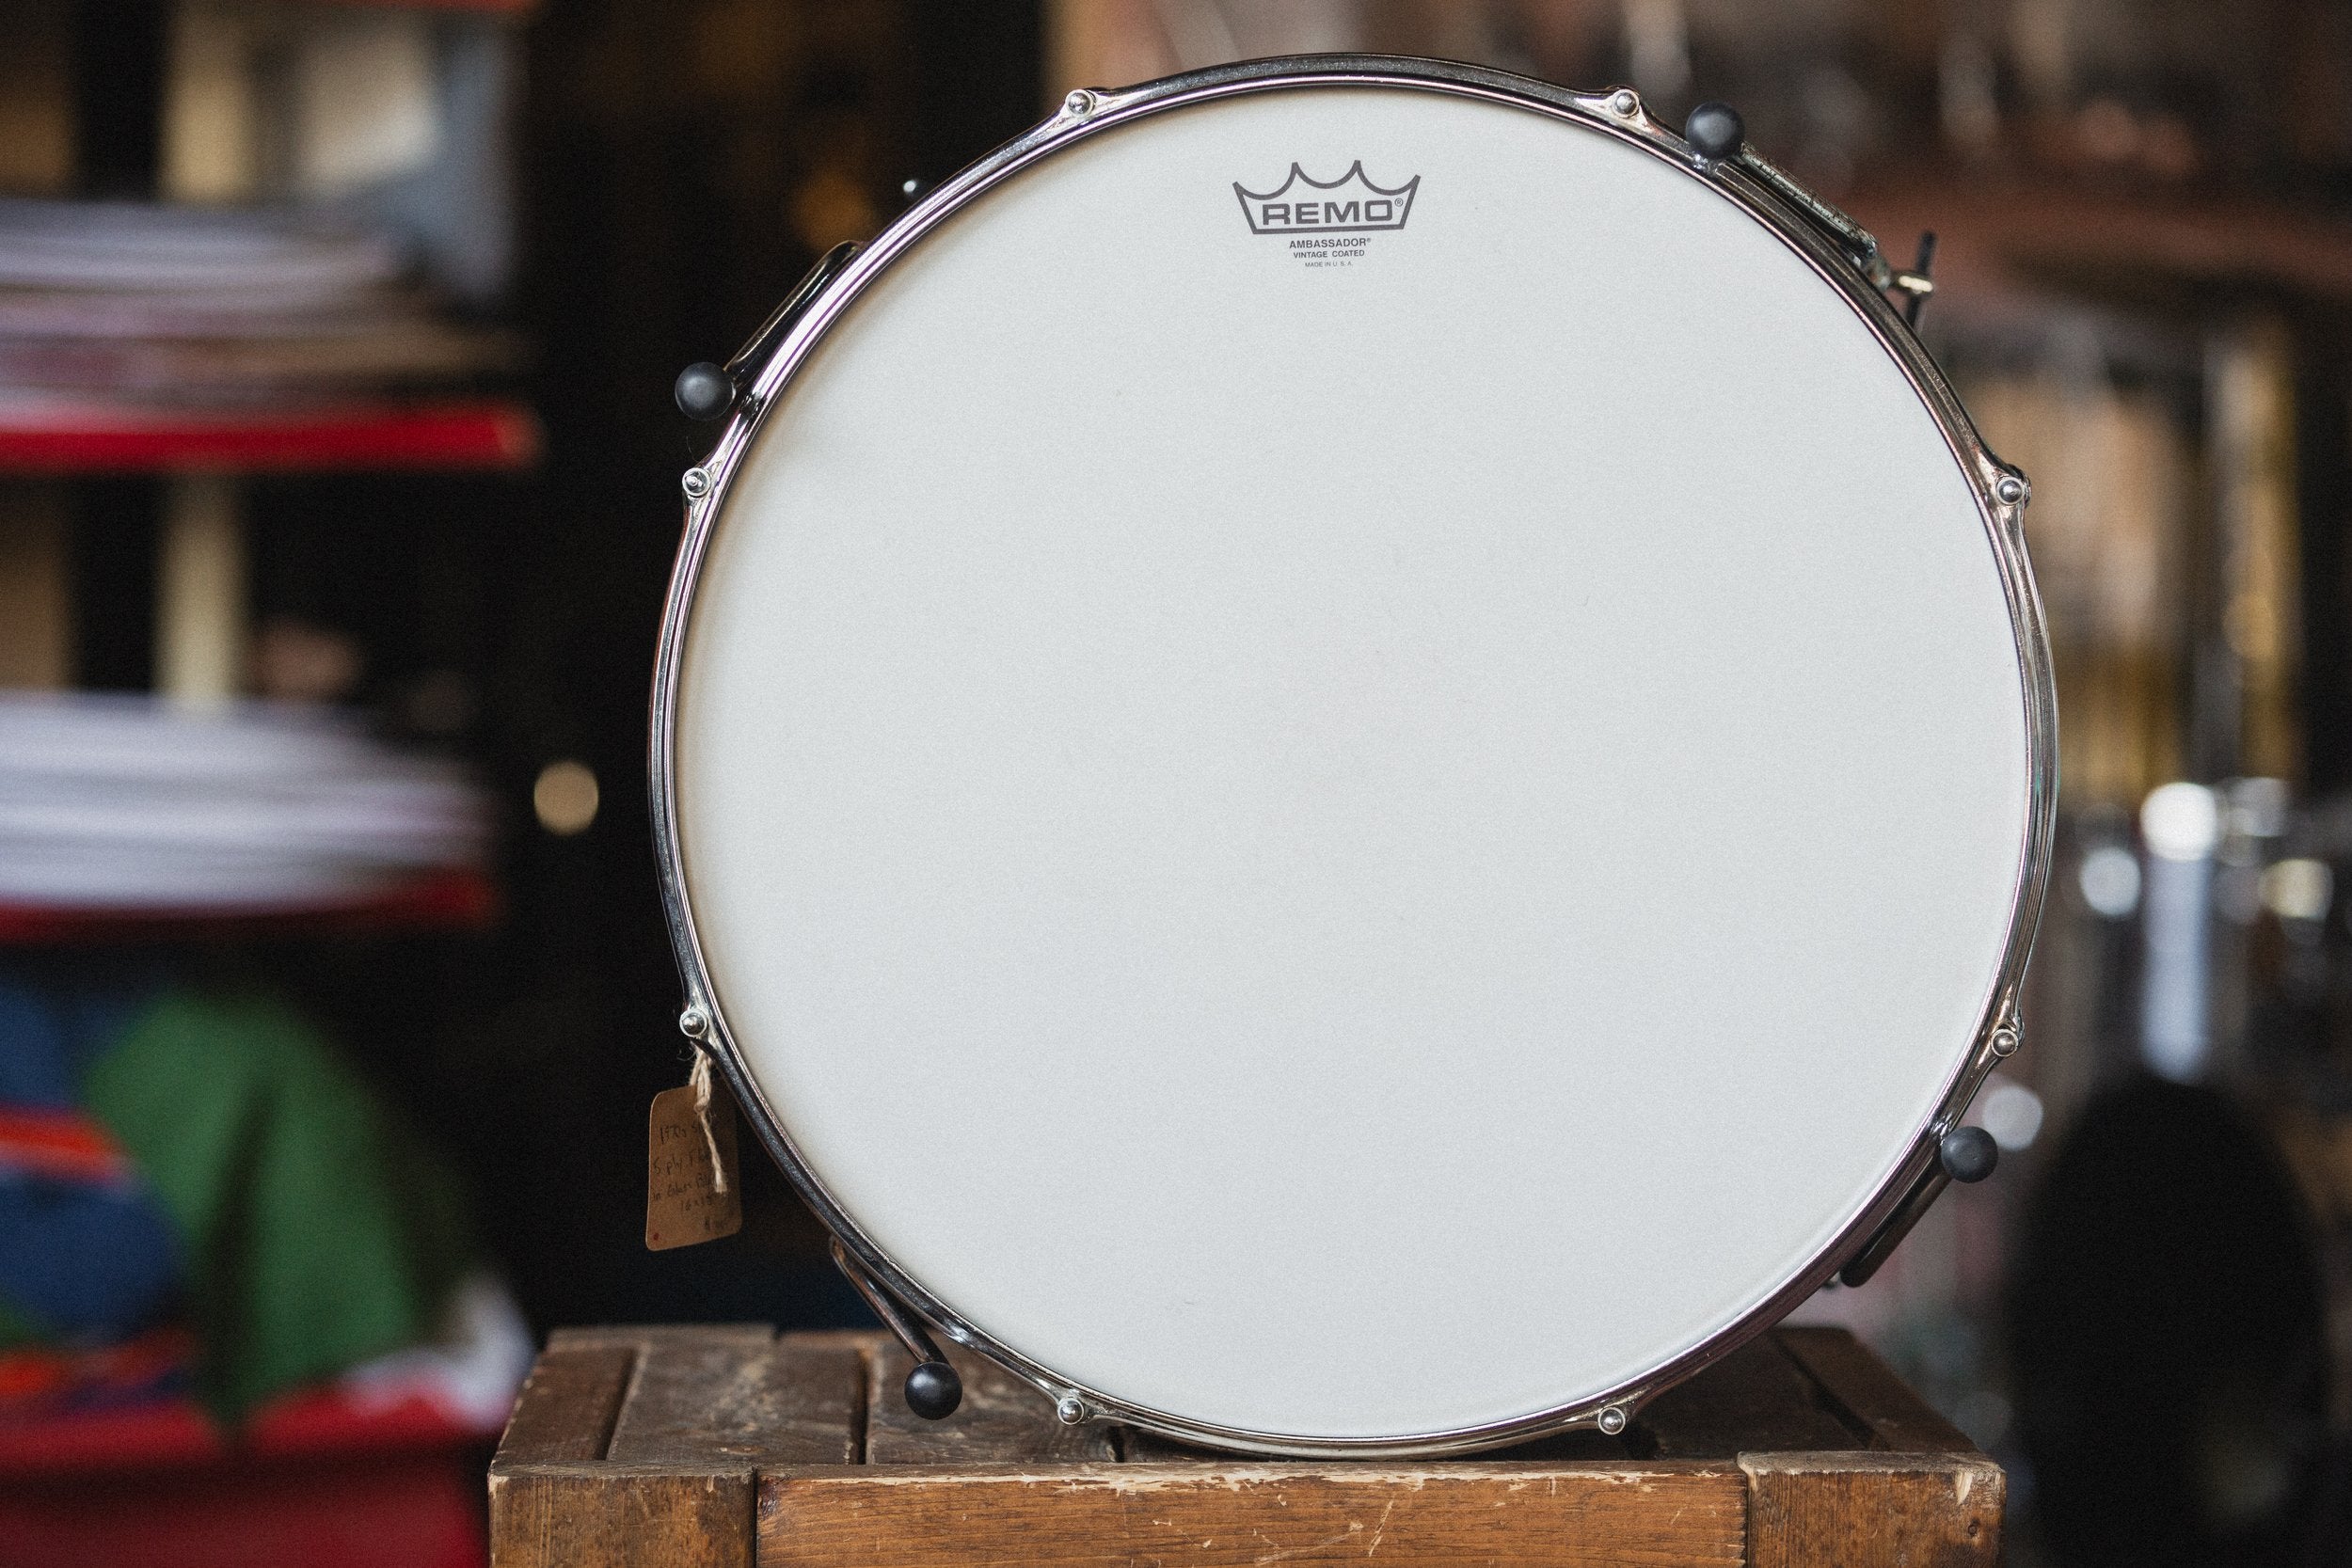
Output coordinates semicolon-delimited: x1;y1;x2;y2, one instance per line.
1232;161;1420;236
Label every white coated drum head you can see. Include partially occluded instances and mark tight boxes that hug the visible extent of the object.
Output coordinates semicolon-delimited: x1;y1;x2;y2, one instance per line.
663;65;2046;1451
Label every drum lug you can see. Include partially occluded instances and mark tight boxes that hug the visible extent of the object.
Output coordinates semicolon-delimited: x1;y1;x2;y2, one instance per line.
1573;84;1673;146
1962;447;2032;531
830;1239;965;1420
1838;1126;2001;1287
1050;83;1154;131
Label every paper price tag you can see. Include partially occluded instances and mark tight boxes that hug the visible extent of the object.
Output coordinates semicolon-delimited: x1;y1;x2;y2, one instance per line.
645;1069;741;1250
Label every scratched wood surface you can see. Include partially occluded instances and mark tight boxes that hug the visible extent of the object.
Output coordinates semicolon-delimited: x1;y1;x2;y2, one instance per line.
488;1324;2001;1567
758;1463;1746;1568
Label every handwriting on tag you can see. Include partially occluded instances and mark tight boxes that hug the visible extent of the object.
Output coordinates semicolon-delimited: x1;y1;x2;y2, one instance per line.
645;1084;741;1249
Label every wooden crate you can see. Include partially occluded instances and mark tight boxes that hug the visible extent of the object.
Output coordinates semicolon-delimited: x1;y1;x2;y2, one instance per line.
488;1323;1999;1567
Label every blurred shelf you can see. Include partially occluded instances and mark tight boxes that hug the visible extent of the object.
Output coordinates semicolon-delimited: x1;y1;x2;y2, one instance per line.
0;867;498;944
0;397;540;475
286;0;537;13
1845;170;2352;302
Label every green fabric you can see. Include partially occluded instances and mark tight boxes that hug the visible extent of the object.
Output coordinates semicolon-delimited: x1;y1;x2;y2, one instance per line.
0;1291;41;1352
83;991;474;1423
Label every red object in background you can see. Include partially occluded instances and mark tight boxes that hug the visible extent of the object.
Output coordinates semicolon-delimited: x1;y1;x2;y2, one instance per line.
0;399;539;475
0;867;500;946
0;1384;495;1568
0;1106;134;1185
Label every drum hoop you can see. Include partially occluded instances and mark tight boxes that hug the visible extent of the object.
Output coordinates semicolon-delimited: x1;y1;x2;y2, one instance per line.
646;54;2059;1457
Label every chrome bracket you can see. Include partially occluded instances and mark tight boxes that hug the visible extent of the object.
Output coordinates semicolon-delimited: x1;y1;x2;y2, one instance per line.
1738;147;1889;281
1838;997;2019;1289
1838;1123;2002;1287
831;1238;964;1420
720;241;862;416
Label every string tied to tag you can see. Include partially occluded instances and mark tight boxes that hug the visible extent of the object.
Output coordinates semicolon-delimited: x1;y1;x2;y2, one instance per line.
689;1050;730;1196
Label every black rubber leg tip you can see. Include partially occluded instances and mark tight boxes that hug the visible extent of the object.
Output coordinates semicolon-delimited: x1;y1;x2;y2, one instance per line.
904;1359;962;1420
674;361;735;420
1683;102;1744;162
1939;1125;1999;1183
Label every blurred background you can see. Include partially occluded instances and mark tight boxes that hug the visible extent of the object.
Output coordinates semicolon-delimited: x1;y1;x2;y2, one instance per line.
2;1;2350;1564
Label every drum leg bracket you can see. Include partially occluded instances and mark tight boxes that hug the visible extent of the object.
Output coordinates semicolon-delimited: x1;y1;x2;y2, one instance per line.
831;1239;964;1419
674;241;862;424
1837;1126;1998;1288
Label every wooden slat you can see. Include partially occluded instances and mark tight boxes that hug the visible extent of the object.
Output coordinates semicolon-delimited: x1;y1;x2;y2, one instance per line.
492;1465;756;1568
1741;1451;2003;1568
1126;1329;1883;1465
490;1331;787;1568
494;1344;637;1465
1773;1327;1979;1454
1639;1334;1864;1459
1120;1423;1633;1463
758;1462;1746;1568
607;1335;864;1467
548;1323;778;1352
780;1328;894;1353
865;1342;1115;1463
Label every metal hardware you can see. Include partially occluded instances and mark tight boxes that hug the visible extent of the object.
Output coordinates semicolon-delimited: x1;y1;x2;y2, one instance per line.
1596;1404;1629;1436
1897;231;1937;326
677;1006;708;1038
1839;1126;2003;1287
721;241;861;393
679;467;711;499
1838;1169;1938;1288
1728;143;1945;325
672;244;865;433
1731;145;1887;275
1991;1023;2021;1057
1056;1394;1089;1425
644;54;2057;1459
831;1239;963;1420
1064;88;1099;117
